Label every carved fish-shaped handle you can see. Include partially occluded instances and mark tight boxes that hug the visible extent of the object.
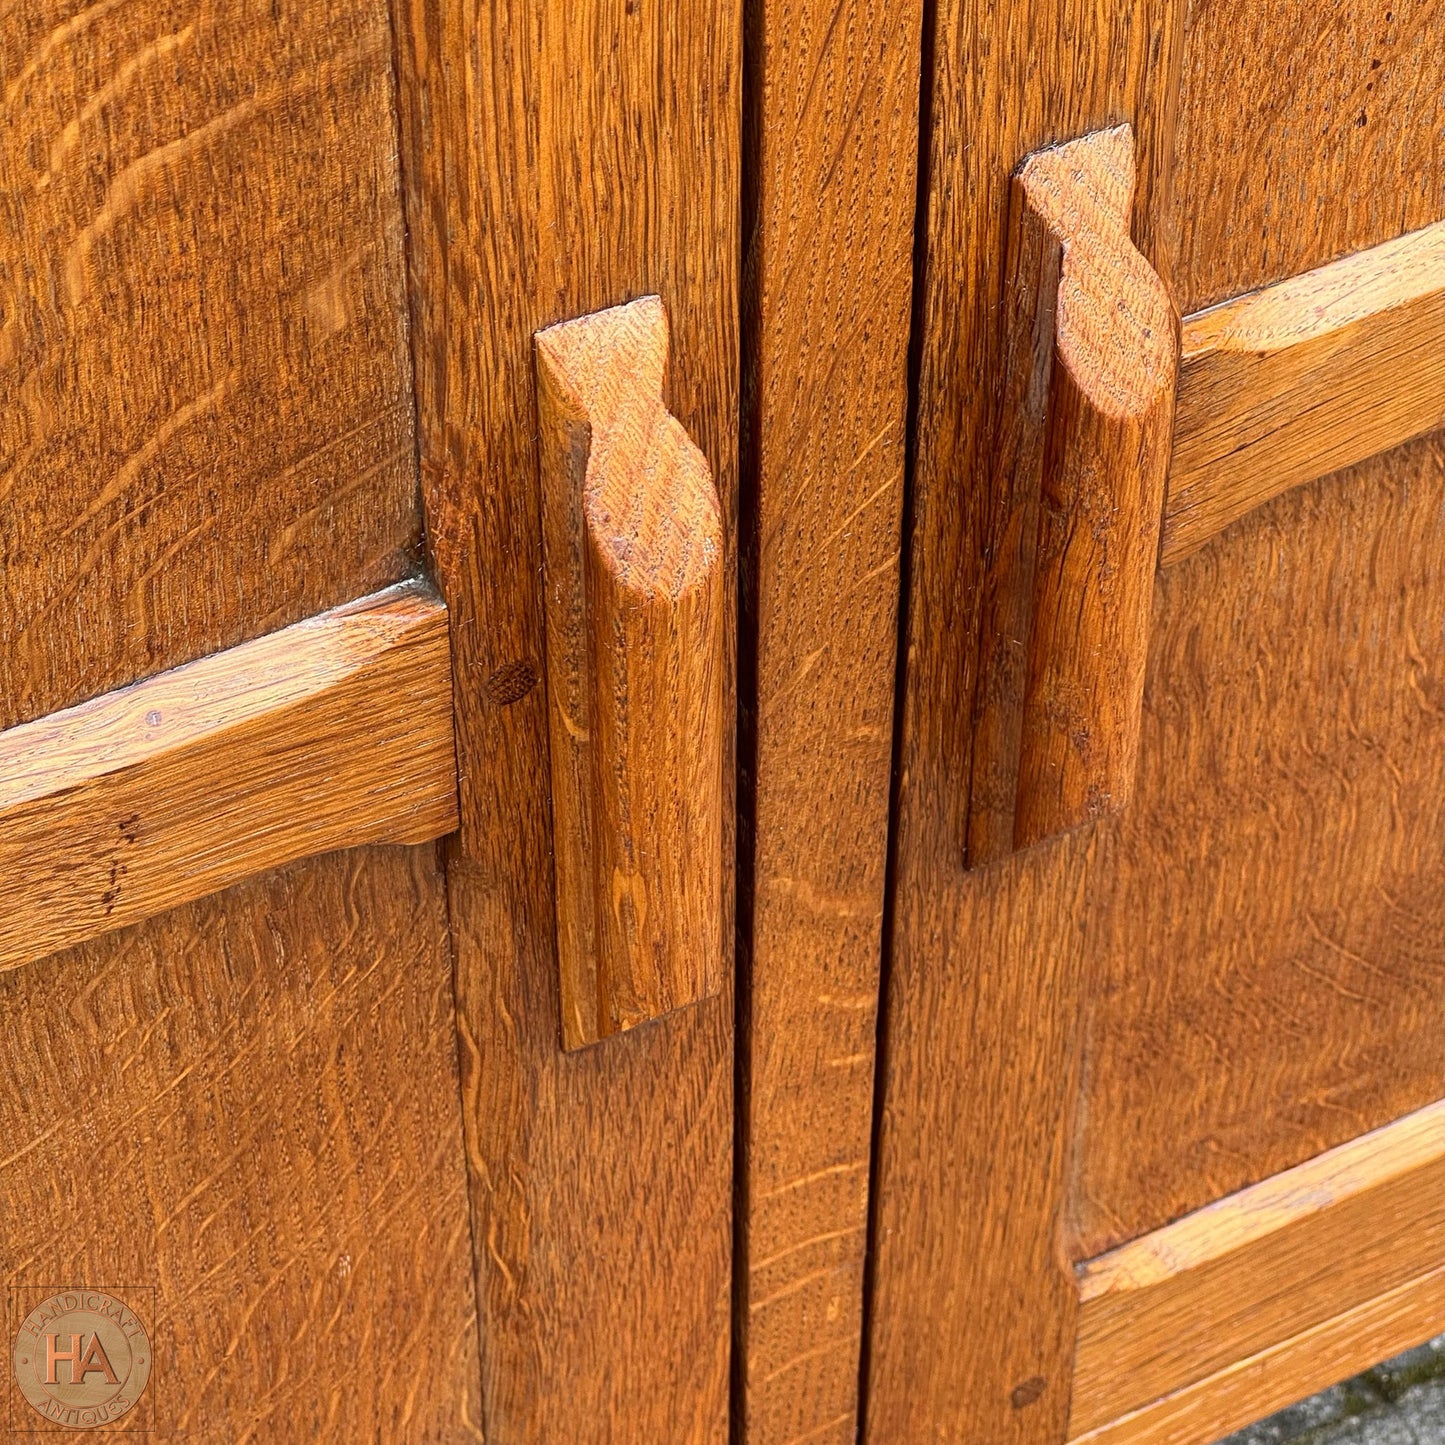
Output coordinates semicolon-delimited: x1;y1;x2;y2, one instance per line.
968;125;1178;866
535;296;725;1049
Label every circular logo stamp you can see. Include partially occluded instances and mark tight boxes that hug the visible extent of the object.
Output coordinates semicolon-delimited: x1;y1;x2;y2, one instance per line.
12;1290;151;1430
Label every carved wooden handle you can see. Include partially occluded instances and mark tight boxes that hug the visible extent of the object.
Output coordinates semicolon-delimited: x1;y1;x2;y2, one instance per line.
535;296;725;1050
967;125;1177;866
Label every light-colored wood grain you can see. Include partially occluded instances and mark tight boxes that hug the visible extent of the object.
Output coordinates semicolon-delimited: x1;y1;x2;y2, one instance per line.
862;0;1183;1438
1069;1263;1445;1445
0;583;457;976
1163;219;1445;562
1;0;419;729
391;0;738;1429
1071;1097;1445;1435
0;846;484;1442
535;296;724;1049
968;126;1176;865
735;0;920;1429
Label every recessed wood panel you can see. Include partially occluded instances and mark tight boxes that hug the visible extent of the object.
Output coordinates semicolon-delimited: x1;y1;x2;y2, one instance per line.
1071;0;1445;1259
1;0;420;727
1071;432;1445;1257
1166;0;1445;316
0;848;482;1440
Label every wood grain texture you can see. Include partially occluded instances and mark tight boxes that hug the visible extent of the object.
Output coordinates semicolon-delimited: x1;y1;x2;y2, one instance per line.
391;0;739;1430
875;6;1445;1439
861;0;1182;1438
535;297;724;1050
3;0;483;1434
1071;431;1445;1256
1166;0;1445;317
1164;219;1445;562
1;0;420;729
968;125;1176;865
1072;0;1445;1259
1071;1097;1445;1435
734;0;920;1430
0;847;484;1442
0;583;457;976
1069;1263;1445;1445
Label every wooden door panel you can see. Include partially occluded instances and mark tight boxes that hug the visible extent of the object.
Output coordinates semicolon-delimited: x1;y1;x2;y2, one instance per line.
0;848;481;1440
1165;0;1445;315
1071;0;1445;1259
1073;433;1445;1258
1;0;482;1437
863;0;1182;1435
1;0;419;723
869;0;1445;1439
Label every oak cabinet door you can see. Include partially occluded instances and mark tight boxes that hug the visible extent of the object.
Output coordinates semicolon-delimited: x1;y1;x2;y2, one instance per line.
867;1;1445;1443
3;0;743;1434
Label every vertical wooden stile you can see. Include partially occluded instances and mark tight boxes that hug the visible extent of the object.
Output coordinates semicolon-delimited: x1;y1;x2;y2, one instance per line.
736;0;924;1434
864;0;1184;1438
390;0;741;1433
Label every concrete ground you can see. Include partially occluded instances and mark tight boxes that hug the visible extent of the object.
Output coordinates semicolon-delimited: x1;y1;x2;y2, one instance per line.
1220;1336;1445;1444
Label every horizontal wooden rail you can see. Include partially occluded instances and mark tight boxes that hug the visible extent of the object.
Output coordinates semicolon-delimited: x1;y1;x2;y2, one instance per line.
1069;1097;1445;1443
1163;218;1445;563
0;582;458;973
1069;1265;1445;1445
